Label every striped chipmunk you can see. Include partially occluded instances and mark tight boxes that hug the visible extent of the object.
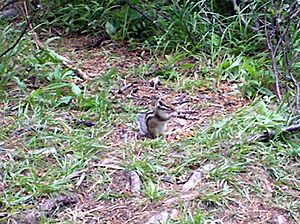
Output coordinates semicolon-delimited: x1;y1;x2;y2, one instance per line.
137;98;177;138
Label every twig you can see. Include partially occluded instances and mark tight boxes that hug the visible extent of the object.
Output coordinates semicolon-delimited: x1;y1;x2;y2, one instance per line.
247;123;300;142
175;115;198;120
281;3;300;111
118;82;134;94
264;0;300;107
21;2;90;80
23;1;43;49
163;190;201;205
61;60;90;80
264;9;282;100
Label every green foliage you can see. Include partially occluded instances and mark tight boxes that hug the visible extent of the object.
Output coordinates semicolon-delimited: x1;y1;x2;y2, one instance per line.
35;0;298;101
0;23;25;91
205;98;289;144
39;0;114;35
143;179;165;201
214;54;274;98
1;1;300;222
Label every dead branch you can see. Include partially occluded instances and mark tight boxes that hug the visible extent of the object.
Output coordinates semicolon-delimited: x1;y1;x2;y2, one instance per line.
21;2;90;81
61;60;90;80
247;123;300;142
215;123;300;149
118;82;134;94
264;12;282;100
264;0;300;106
22;1;43;49
1;2;89;80
281;3;300;111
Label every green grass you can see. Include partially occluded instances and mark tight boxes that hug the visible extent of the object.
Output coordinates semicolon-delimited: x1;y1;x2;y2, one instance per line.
1;32;299;224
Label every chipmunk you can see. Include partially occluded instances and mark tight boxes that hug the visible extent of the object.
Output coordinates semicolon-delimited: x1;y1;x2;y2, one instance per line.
137;99;176;138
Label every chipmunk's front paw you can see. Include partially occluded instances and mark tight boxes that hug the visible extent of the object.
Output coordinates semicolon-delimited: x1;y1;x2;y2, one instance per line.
136;132;151;139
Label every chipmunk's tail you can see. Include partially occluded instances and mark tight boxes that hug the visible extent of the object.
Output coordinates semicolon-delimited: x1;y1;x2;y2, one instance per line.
137;114;148;135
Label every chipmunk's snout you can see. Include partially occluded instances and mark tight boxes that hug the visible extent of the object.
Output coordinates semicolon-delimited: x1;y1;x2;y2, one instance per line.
172;111;178;117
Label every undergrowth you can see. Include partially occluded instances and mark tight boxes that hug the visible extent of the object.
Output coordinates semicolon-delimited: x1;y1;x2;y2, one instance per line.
0;0;299;223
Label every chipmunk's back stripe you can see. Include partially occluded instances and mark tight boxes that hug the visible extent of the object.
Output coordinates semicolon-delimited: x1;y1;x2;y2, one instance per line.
145;110;154;118
145;110;155;133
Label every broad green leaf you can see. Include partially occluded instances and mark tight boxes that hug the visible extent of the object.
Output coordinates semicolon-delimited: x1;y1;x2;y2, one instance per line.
105;21;116;36
243;62;258;79
226;57;242;71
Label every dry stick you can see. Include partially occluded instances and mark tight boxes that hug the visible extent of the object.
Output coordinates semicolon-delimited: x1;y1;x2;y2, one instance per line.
270;0;292;100
265;1;300;105
247;123;300;142
284;35;300;111
215;123;300;148
61;60;90;80
290;74;300;111
292;55;300;111
23;1;43;49
118;82;134;94
264;13;282;101
282;4;300;111
252;9;300;138
22;2;90;81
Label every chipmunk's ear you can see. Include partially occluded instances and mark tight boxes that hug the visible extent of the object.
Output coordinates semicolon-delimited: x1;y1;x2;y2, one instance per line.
156;98;176;112
157;94;167;102
155;99;163;108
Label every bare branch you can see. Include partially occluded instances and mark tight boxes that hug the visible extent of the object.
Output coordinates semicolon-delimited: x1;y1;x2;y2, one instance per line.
264;12;282;100
247;123;300;142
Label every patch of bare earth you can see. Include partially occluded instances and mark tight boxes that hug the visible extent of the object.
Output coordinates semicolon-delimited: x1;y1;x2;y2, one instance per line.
9;36;292;223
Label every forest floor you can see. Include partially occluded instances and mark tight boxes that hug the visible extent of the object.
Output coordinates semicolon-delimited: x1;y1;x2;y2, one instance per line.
1;36;299;224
